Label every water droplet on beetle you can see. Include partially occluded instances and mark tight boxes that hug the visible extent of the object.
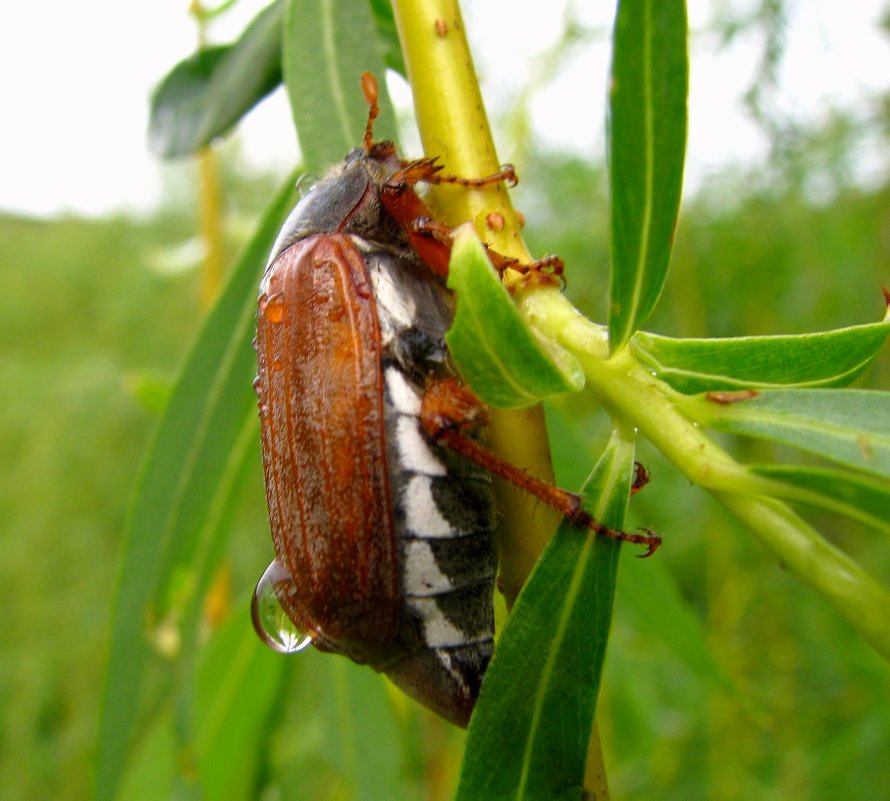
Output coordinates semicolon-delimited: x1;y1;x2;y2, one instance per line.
253;376;264;398
251;561;314;654
295;173;315;197
264;297;285;324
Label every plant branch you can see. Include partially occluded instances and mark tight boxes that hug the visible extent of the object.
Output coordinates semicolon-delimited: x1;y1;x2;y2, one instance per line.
390;0;610;791
391;0;561;607
519;288;890;661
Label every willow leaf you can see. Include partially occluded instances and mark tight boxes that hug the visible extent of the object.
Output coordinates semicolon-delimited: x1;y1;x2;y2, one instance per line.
96;179;299;801
284;0;395;172
749;463;890;533
456;431;634;801
632;320;890;393
608;0;688;351
699;389;890;479
446;227;583;409
149;1;283;158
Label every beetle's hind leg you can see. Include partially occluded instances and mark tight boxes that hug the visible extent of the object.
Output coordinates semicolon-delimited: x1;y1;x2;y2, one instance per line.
419;379;662;557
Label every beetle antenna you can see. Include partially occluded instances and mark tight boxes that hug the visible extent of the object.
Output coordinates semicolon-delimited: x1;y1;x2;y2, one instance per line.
360;72;380;153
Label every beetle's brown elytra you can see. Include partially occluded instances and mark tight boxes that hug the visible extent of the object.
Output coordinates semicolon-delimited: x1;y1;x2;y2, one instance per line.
252;73;659;727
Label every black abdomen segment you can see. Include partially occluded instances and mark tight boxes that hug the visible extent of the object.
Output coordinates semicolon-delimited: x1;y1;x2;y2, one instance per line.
367;247;497;726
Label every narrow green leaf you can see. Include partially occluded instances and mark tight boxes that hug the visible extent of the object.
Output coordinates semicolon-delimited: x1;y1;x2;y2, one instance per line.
274;652;414;801
456;430;634;801
632;320;890;393
698;389;890;479
446;227;584;409
368;0;406;75
96;178;299;801
149;1;284;158
114;619;286;801
609;0;688;351
115;707;176;801
284;0;395;172
618;552;737;696
749;463;890;534
194;618;286;801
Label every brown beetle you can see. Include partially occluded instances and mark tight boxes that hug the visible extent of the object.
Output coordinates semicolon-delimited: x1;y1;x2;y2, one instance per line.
252;74;659;726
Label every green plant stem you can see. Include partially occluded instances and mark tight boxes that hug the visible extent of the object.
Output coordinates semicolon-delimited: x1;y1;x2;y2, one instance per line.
391;0;561;606
520;288;890;661
390;0;610;789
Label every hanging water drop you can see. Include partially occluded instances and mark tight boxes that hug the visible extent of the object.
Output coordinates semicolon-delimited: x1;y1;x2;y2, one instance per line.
251;561;314;654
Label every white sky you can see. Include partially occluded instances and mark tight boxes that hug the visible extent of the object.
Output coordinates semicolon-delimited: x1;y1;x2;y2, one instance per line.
0;0;888;218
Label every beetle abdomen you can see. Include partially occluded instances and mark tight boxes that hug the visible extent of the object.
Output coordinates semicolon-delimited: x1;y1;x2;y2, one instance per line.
365;245;496;725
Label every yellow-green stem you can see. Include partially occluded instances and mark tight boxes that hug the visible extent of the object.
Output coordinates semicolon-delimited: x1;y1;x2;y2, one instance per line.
196;148;224;309
392;0;560;606
391;0;608;790
189;0;225;310
520;288;890;661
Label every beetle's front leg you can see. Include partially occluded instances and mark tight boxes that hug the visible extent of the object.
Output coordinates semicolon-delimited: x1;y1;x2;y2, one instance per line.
406;218;565;288
420;379;662;557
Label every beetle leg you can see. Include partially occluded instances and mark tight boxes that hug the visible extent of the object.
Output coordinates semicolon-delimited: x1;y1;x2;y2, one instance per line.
360;72;380;153
389;159;518;190
388;157;446;187
423;164;519;189
405;216;565;289
486;252;566;289
420;379;662;557
631;461;651;495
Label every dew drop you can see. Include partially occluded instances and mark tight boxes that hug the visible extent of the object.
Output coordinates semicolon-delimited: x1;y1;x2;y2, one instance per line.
252;376;264;398
251;560;314;654
295;173;315;197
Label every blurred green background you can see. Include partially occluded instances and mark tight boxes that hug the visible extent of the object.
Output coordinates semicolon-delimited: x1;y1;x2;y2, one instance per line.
3;4;890;801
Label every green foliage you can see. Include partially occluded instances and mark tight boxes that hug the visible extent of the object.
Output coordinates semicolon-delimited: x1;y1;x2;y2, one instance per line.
2;2;883;801
96;177;300;801
283;0;396;172
0;213;197;801
694;388;890;478
149;2;284;158
631;323;890;392
456;431;631;801
608;0;688;350
446;227;583;408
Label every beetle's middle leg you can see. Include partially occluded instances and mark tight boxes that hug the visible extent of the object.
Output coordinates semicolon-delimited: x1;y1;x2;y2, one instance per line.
419;379;661;557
